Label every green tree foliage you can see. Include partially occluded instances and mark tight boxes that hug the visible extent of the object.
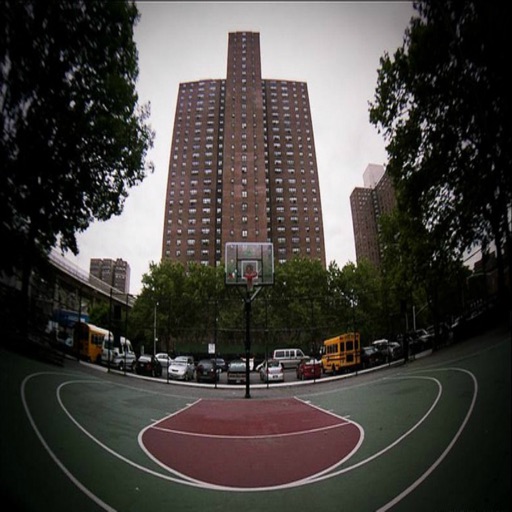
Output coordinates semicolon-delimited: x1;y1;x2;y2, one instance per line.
130;261;223;354
369;0;511;306
130;258;405;356
328;260;387;343
266;257;329;348
379;210;469;343
1;1;154;294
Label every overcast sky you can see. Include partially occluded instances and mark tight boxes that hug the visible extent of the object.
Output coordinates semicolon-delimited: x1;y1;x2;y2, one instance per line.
65;1;416;295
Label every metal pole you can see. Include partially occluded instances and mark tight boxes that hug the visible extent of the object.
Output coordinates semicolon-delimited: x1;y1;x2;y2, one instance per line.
265;298;269;389
153;301;158;356
124;294;129;375
107;288;112;372
244;293;251;399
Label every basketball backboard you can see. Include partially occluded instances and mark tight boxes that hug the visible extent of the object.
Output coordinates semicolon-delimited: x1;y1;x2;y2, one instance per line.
225;242;274;287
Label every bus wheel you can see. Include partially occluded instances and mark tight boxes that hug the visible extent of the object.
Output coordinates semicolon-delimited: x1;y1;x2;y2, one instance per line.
119;361;124;371
332;364;336;375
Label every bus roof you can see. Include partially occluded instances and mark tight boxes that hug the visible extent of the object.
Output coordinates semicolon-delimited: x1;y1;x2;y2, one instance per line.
324;332;359;344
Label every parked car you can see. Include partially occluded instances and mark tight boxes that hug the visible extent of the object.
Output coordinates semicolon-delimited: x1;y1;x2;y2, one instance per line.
410;329;434;353
387;342;402;360
196;359;219;383
360;346;385;369
227;359;247;384
371;339;402;361
211;358;227;372
259;359;285;383
296;357;322;380
272;348;307;368
135;355;162;377
101;336;136;371
168;356;195;381
240;356;255;371
155;352;172;368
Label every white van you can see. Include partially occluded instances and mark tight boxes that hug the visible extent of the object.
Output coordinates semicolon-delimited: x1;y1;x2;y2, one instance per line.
272;348;307;369
101;336;136;371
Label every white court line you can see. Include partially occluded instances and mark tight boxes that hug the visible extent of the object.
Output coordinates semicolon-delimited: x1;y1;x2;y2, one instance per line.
21;373;116;512
21;368;477;502
149;419;351;440
376;368;478;512
21;373;438;493
137;395;364;488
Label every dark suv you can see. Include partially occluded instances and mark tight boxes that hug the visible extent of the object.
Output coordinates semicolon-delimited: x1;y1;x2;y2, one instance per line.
196;359;219;383
360;346;385;369
135;355;162;377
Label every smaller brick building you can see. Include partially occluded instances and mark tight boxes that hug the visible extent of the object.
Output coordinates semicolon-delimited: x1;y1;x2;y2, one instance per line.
89;258;131;294
350;164;396;269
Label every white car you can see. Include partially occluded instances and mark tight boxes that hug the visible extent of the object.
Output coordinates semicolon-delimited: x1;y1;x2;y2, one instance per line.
372;339;402;361
101;336;136;371
168;356;195;381
155;352;172;367
259;359;284;383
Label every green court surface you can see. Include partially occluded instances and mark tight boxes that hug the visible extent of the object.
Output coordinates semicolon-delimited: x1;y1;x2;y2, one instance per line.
1;325;510;512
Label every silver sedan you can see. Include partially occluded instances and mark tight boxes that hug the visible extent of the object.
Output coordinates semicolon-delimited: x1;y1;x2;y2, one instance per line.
168;356;195;381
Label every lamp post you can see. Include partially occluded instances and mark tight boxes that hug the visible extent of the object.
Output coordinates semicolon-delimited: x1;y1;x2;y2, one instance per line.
153;301;158;356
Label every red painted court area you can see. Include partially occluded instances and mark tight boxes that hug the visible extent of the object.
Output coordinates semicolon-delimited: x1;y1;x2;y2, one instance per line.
141;397;362;489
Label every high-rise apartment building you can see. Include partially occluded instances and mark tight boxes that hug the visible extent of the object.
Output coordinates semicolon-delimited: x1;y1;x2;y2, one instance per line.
350;164;396;268
89;258;131;293
161;32;325;267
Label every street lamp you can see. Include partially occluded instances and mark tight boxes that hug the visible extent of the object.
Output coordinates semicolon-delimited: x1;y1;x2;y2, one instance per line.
153;301;159;356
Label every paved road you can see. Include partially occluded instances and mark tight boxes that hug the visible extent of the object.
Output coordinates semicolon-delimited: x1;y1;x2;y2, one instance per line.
1;324;510;511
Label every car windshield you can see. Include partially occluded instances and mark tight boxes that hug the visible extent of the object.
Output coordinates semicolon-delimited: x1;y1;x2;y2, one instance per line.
229;361;245;370
267;360;280;368
172;361;186;367
174;357;189;363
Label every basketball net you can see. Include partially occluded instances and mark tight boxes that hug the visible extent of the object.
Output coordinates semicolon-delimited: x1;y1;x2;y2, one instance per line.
243;269;258;293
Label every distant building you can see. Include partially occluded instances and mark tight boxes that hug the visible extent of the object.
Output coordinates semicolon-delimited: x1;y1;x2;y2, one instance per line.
89;258;130;293
161;31;326;268
350;164;396;269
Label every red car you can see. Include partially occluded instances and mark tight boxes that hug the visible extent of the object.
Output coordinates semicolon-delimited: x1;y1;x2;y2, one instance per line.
296;357;322;380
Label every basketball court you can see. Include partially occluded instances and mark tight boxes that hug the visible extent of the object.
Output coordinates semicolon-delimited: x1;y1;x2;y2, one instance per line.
2;325;510;511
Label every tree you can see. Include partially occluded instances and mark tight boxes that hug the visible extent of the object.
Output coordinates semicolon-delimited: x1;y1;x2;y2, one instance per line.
379;209;469;346
270;257;329;350
131;260;225;355
1;1;154;317
369;0;511;310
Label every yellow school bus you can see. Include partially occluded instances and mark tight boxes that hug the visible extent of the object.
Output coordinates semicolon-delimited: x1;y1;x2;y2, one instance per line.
74;322;113;363
321;332;361;374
